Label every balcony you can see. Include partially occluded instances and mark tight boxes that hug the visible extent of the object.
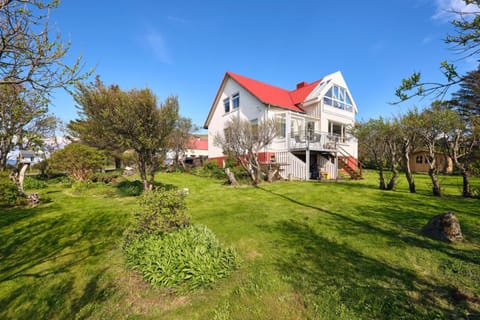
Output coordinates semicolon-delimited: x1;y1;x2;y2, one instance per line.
288;131;341;152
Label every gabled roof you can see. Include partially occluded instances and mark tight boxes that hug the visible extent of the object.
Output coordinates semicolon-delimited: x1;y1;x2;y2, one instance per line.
204;71;324;129
227;72;321;112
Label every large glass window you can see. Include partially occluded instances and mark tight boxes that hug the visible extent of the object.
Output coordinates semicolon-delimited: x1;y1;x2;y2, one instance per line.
323;84;353;112
232;93;240;109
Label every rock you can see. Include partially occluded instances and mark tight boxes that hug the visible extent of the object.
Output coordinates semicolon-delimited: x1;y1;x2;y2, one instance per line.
27;192;40;206
421;212;464;243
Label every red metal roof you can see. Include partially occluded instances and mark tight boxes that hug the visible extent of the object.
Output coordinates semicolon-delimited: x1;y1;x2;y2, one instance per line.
227;72;321;112
190;139;208;150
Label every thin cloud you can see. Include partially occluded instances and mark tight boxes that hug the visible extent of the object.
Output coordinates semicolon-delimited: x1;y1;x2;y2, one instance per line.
168;15;187;24
432;0;480;21
145;28;172;64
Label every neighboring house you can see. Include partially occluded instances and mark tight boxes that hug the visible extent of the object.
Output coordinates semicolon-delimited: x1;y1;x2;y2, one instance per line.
204;71;359;180
18;150;36;165
410;150;453;174
186;134;208;158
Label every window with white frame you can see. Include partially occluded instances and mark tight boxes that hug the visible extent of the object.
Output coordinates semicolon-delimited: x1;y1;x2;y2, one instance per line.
232;92;240;109
323;84;353;112
276;116;286;138
328;121;347;143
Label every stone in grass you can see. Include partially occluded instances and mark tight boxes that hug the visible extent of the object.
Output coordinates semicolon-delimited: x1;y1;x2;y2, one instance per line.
27;192;40;206
421;212;464;243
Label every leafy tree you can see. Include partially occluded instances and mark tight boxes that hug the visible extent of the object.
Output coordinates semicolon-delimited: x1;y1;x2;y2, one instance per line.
396;108;422;193
351;118;401;190
70;79;178;190
416;102;451;197
437;104;479;197
214;117;279;185
450;66;480;118
394;1;480;102
49;143;104;181
68;77;125;169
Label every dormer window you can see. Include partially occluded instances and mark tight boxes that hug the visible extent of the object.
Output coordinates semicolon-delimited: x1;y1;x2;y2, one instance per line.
324;85;353;112
232;93;240;109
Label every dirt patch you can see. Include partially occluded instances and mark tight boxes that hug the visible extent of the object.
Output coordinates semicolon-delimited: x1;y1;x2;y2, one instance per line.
115;270;189;315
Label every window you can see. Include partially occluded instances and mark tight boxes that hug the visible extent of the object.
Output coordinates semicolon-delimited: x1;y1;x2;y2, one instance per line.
275;116;286;138
416;155;423;164
328;121;347;143
223;98;230;113
323;84;353;112
232;93;240;109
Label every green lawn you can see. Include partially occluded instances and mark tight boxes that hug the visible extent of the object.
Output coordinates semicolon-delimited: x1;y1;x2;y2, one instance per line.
1;172;479;319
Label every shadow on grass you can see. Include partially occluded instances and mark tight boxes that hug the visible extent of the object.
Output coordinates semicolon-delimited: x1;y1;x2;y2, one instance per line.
256;187;480;319
0;202;123;319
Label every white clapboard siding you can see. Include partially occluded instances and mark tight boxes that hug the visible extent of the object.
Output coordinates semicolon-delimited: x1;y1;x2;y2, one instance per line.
275;151;307;180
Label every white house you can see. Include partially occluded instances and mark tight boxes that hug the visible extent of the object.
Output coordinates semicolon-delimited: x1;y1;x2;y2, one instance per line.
204;71;360;180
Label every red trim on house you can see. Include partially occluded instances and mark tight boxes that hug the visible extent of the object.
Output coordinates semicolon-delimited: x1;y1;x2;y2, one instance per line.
258;152;274;163
208;156;228;167
340;156;358;170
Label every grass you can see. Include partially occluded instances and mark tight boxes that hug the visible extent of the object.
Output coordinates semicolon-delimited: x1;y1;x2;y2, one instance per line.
0;172;479;319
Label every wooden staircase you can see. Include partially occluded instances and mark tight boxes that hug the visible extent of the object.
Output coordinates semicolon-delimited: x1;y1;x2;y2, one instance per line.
338;157;362;180
337;146;363;180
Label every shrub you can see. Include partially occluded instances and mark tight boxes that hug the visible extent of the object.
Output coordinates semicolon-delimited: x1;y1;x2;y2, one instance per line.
23;176;48;190
0;172;19;207
133;187;189;235
91;171;120;184
49;143;105;181
124;224;240;291
116;180;144;197
200;160;226;179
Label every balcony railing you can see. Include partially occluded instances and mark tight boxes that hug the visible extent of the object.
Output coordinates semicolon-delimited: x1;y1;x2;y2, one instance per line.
288;131;341;151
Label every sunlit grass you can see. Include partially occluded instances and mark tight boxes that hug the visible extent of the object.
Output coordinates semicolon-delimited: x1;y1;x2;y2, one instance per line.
1;171;479;319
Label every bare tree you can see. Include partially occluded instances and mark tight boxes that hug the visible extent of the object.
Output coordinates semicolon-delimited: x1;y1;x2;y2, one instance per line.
0;0;86;91
214;117;279;185
0;0;88;172
168;117;197;169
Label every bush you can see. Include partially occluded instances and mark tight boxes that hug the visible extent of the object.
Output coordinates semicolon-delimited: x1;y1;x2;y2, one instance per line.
124;224;240;291
198;160;225;179
116;180;144;197
23;176;48;190
49;143;105;181
91;171;120;184
0;172;18;207
133;187;189;235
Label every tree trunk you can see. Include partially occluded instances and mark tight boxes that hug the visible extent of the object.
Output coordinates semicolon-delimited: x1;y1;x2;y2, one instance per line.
386;166;399;190
454;159;472;197
428;168;442;197
378;166;386;190
17;164;29;196
225;168;239;186
402;145;416;193
114;156;122;170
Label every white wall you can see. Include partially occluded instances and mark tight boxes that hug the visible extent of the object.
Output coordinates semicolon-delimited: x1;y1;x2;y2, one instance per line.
207;77;265;158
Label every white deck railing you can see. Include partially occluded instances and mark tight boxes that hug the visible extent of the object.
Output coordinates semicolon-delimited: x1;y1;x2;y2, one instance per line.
288;131;340;152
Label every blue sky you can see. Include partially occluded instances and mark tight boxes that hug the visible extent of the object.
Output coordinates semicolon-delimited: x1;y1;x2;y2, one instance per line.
49;0;478;131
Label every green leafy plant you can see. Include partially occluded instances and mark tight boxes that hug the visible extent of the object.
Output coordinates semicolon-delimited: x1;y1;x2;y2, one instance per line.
23;176;48;190
116;180;144;197
0;172;18;207
124;224;240;291
133;187;189;235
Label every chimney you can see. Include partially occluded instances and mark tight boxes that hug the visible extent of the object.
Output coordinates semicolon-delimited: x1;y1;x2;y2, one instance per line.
296;81;308;89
